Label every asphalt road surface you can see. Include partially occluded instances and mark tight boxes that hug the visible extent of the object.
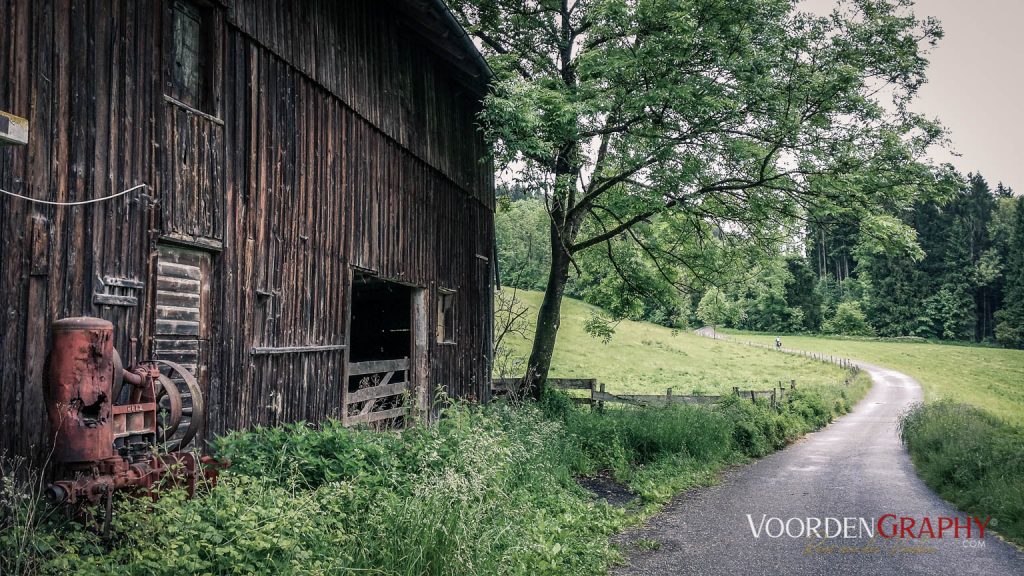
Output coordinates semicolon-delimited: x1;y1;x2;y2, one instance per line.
614;341;1024;576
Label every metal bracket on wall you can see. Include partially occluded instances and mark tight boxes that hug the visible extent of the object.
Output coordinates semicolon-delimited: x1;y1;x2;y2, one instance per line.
93;275;144;307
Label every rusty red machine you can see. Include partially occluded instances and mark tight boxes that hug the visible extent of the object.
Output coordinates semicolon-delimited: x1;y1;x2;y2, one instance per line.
44;317;217;505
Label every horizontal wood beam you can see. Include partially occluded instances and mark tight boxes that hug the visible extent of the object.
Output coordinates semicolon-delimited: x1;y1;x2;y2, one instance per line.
251;344;347;356
347;381;409;405
0;110;28;145
93;293;139;307
348;406;408;425
349;358;410;376
492;378;596;391
591;391;724;406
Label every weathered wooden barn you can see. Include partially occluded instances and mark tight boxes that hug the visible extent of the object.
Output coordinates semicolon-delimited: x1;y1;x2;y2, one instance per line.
0;0;495;459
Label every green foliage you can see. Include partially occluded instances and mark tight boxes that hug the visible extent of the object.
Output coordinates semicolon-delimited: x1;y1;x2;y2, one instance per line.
822;302;875;336
715;383;859;458
925;285;976;340
900;401;1024;545
454;0;954;390
690;172;1020;345
696;287;734;329
860;254;931;337
995;197;1024;348
554;375;863;501
495;198;689;327
709;260;807;334
564;403;735;481
495;197;551;291
582;312;616;344
4;404;628;576
4;371;867;575
569;232;687;328
784;257;824;331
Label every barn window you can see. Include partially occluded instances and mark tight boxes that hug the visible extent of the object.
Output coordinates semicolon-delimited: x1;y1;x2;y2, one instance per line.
169;0;214;110
437;291;456;344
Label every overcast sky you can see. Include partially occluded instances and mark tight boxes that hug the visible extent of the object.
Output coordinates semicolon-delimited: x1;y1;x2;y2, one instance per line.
806;0;1024;191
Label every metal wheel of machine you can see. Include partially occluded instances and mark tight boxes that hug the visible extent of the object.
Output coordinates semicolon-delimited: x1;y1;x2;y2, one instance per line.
111;348;125;404
149;360;204;451
155;373;183;444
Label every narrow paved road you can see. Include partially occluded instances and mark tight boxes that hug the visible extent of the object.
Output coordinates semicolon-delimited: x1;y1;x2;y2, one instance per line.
614;339;1024;575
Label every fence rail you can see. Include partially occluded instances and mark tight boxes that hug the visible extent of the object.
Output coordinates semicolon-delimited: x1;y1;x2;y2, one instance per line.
346;358;411;425
491;378;796;408
492;335;864;410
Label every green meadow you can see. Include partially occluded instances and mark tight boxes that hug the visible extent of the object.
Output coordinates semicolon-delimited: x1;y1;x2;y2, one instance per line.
722;331;1024;424
500;290;850;396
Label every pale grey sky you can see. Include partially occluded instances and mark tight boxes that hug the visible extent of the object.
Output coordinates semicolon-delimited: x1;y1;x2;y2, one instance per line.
807;0;1024;191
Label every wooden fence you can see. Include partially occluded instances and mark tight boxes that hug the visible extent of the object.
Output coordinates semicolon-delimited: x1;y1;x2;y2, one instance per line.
346;358;411;425
491;378;795;409
491;336;865;410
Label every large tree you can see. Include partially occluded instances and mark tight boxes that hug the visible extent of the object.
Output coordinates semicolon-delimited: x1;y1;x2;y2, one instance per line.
450;0;955;396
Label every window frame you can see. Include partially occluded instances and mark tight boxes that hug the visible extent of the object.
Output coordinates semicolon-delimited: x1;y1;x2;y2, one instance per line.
164;0;221;115
437;289;457;345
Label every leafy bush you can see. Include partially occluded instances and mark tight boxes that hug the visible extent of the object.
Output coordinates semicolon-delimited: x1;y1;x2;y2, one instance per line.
716;390;833;458
822;301;875;336
3;404;624;576
2;381;866;575
899;401;1024;545
562;403;734;481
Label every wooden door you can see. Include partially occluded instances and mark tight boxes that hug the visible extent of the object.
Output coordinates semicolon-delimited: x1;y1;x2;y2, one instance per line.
151;244;212;446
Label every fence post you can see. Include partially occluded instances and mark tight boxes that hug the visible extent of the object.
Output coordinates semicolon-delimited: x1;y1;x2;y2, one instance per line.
749;390;756;403
666;387;673;404
597;381;605;413
733;386;740;396
790;379;796;390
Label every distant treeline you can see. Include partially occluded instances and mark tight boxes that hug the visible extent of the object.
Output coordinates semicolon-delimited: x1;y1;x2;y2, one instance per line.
496;174;1024;348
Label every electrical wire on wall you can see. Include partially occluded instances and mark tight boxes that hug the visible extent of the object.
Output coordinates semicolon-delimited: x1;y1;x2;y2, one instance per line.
0;183;149;206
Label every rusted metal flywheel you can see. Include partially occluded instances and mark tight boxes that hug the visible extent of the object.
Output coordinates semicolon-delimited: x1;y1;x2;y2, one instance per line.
152;359;205;451
110;352;205;451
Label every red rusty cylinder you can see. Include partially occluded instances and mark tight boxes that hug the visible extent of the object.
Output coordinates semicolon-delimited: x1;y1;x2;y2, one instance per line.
45;317;116;466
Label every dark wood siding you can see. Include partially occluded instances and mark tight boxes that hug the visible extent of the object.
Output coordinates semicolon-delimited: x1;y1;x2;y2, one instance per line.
0;0;494;459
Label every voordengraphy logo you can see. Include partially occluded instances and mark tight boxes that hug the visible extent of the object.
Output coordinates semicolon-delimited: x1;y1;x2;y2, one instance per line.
746;515;993;540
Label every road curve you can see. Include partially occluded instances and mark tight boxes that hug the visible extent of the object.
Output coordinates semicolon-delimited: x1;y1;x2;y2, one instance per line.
614;338;1024;576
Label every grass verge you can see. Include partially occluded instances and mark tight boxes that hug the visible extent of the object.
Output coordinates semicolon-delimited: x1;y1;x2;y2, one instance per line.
2;374;868;576
899;401;1024;546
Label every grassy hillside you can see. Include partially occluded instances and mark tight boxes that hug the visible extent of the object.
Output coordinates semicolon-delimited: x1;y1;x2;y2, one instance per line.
723;331;1024;424
499;290;850;396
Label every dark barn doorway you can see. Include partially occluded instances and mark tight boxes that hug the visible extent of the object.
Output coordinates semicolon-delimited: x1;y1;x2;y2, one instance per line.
344;273;425;426
348;274;412;364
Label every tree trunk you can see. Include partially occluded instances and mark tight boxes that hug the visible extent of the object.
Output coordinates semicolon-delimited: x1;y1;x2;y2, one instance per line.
524;224;574;399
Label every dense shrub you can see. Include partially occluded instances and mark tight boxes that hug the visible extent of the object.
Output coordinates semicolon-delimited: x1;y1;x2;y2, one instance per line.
714;387;846;458
562;403;734;477
899;401;1024;545
3;404;623;576
822;301;875;336
2;381;864;575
